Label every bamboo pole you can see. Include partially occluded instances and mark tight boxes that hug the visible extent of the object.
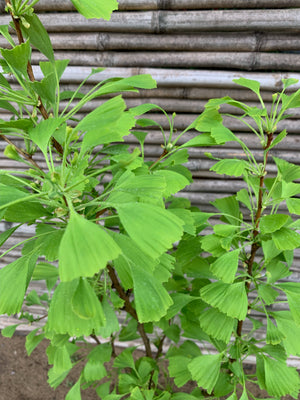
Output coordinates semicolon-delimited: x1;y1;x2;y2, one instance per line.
1;10;299;33
31;50;300;71
3;32;298;52
32;0;300;11
30;66;300;91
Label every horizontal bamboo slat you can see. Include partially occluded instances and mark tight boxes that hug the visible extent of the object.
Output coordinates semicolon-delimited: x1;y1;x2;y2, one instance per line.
31;50;300;71
2;10;300;33
3;32;299;52
29;66;300;90
32;0;300;11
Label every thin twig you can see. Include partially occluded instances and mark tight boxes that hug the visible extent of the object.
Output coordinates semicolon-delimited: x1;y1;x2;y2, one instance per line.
90;333;101;345
107;265;153;358
237;132;273;337
0;134;42;170
149;148;168;170
4;0;63;155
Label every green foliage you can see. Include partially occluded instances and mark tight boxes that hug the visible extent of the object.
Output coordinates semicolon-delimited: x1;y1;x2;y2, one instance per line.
0;1;300;399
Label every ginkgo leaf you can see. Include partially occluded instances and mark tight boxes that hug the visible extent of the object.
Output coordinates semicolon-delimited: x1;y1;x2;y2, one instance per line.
274;311;300;356
200;281;248;320
96;297;119;338
153;170;190;197
210;249;240;283
272;227;300;250
199;308;235;343
65;378;81;400
276;283;300;324
71;278;103;319
0;183;30;209
264;356;300;397
211;159;249;177
266;318;286;345
46;280;105;337
115;202;184;259
258;285;279;305
29;118;64;156
131;262;173;323
233;77;260;95
260;214;289;234
188;354;222;394
168;356;192;387
59;211;121;282
70;0;118;20
0;253;37;315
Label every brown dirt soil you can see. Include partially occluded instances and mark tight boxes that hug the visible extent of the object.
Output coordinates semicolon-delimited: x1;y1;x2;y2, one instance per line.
0;335;299;400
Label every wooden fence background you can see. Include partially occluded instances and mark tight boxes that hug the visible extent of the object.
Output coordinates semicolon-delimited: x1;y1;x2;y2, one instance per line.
0;0;300;362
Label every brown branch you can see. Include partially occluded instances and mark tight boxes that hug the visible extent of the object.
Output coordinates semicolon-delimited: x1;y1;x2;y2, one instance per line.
90;333;101;345
149;148;168;170
5;0;63;155
107;265;153;358
237;132;273;337
0;134;42;170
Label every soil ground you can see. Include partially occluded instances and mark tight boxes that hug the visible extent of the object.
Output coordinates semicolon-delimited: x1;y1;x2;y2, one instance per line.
0;335;298;400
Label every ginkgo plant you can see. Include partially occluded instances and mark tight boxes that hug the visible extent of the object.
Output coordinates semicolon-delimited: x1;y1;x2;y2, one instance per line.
0;1;300;400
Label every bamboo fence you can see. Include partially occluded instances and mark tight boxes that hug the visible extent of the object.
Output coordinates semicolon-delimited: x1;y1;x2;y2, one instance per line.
0;0;300;351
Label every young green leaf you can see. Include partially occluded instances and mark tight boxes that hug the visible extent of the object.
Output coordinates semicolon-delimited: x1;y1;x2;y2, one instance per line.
47;280;105;336
131;261;173;323
115;202;183;259
272;227;300;250
233;77;260;95
59;210;121;282
188;354;222;394
200;281;248;320
210;159;250;177
22;14;54;63
0;253;37;315
65;378;81;400
210;249;240;283
71;277;103;319
266;318;285;345
1;324;19;338
264;356;300;397
0;224;20;247
84;359;106;382
153;170;190;197
29;118;64;156
168;356;192;387
274;311;300;356
70;0;118;20
25;328;45;356
260;214;289;234
199;307;235;343
96;297;119;338
1;41;31;76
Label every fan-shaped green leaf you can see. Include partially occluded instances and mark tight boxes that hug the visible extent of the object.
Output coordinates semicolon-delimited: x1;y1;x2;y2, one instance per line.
70;0;118;19
266;319;286;345
200;281;248;320
153;170;190;197
131;262;173;322
188;354;222;394
264;356;300;397
0;253;37;315
59;211;121;282
272;227;300;250
199;308;235;343
71;277;101;319
168;356;192;387
274;311;300;356
29;118;64;156
210;159;249;177
22;14;54;62
96;297;119;338
233;78;260;95
47;280;105;336
210;249;240;283
115;202;183;259
260;214;289;234
1;41;30;76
